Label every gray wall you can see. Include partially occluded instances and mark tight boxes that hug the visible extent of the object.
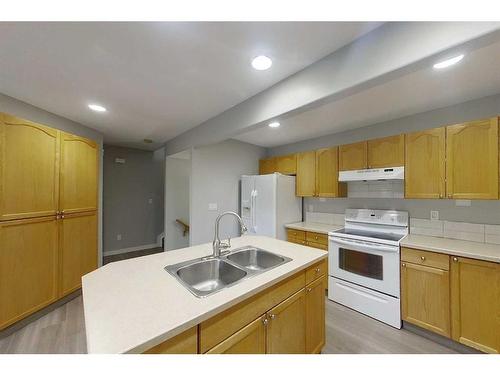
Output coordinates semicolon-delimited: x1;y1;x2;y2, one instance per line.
103;145;165;253
268;93;500;225
165;156;190;250
190;139;266;245
0;93;105;264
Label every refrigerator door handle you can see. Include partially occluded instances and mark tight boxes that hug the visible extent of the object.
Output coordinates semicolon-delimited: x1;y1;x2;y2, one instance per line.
251;189;257;232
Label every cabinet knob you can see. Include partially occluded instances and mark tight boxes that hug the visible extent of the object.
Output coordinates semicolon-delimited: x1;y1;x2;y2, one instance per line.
61;215;65;219
315;236;319;240
402;263;406;267
269;314;276;320
315;268;321;273
420;256;426;261
262;318;269;326
453;257;458;262
307;287;312;293
439;194;443;199
448;194;452;199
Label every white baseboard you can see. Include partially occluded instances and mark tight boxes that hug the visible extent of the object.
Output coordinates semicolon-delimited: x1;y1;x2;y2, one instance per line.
103;243;159;257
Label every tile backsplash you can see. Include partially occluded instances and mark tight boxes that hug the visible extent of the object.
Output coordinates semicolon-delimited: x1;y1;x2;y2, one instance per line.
410;217;500;245
305;212;344;226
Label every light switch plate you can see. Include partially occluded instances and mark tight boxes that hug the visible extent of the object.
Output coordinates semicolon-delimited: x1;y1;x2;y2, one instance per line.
117;234;122;241
430;210;439;220
148;198;153;204
115;158;126;164
208;203;218;211
456;200;471;207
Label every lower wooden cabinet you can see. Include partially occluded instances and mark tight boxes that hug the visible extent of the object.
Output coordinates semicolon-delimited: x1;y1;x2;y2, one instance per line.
402;247;500;354
144;326;198;354
306;276;326;353
267;289;306;353
59;211;98;297
401;261;450;337
450;256;500;354
206;315;266;354
0;217;58;330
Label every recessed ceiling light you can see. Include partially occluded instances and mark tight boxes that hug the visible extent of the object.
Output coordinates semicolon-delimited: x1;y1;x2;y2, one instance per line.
252;55;272;71
268;122;280;128
433;54;464;69
88;104;107;112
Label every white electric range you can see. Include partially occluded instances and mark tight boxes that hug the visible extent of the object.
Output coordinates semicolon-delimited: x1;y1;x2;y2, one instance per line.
328;209;408;328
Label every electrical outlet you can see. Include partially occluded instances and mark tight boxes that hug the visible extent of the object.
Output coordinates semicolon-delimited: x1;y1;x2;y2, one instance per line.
308;205;314;212
208;203;218;211
117;234;122;241
456;200;471;207
148;198;153;204
319;198;326;202
430;211;439;221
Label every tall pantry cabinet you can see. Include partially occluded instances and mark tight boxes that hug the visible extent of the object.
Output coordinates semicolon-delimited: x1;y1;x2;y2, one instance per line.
0;113;99;330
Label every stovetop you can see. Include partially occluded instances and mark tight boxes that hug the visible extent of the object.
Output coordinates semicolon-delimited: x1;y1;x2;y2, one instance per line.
331;228;406;242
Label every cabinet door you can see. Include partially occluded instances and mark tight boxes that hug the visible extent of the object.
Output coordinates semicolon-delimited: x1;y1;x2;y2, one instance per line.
0;216;58;329
450;257;500;353
296;151;316;197
446;118;499;199
144;327;198;354
59;211;98;296
306;276;326;353
316;147;346;197
405;128;446;199
275;154;297;175
259;158;276;175
60;132;98;214
0;113;59;221
367;134;405;168
339;141;367;171
401;262;450;337
206;315;266;354
267;289;306;353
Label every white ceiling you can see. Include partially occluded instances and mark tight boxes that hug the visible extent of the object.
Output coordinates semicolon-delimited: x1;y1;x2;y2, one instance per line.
0;22;382;149
234;40;500;148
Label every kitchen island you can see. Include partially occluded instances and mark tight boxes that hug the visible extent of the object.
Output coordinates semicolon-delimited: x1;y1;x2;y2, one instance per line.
82;235;327;354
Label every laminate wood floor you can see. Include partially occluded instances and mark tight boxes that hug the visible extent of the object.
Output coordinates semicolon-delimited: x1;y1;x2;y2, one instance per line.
0;296;458;354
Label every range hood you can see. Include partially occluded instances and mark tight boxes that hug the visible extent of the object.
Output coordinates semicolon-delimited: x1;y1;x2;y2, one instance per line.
339;166;404;182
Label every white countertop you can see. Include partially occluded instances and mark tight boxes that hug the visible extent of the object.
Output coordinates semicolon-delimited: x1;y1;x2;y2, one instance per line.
401;234;500;264
285;221;343;235
82;236;327;354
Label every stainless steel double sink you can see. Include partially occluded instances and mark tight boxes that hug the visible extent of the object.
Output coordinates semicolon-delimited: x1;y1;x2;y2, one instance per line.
165;246;292;298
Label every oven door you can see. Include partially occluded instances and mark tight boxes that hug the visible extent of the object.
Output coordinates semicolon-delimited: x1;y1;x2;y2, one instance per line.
329;236;400;297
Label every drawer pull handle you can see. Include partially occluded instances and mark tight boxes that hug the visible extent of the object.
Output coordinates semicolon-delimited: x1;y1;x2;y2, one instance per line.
420;256;426;261
453;257;458;262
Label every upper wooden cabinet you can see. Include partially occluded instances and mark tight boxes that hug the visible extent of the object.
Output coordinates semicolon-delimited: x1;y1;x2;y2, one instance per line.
275;154;297;175
0;216;58;330
450;256;500;354
296;151;316;197
59;211;98;297
266;289;306;354
367;134;405;168
60;133;99;214
0;113;60;221
446;118;499;200
339;141;367;171
405;128;446;199
315;147;346;198
259;157;276;175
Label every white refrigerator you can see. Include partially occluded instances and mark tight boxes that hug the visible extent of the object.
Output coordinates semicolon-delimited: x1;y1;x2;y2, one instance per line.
240;173;302;240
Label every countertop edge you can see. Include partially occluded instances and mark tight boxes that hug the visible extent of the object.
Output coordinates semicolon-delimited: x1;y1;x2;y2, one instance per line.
108;252;328;354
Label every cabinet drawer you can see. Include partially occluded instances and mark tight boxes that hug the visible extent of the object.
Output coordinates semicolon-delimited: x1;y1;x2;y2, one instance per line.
305;259;327;285
199;271;305;353
286;228;306;241
401;247;449;270
289;238;307;246
306;232;328;246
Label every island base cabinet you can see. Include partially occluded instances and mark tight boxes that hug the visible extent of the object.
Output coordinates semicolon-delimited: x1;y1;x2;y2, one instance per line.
306;276;326;353
144;326;198;354
206;315;266;354
401;261;450;337
450;257;500;354
266;289;306;354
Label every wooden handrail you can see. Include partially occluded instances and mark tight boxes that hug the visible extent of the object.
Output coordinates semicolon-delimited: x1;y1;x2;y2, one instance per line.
176;219;190;237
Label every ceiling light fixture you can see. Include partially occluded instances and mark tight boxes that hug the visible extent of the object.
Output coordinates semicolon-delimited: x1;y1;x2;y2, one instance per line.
252;55;272;71
268;122;280;128
433;54;464;69
88;104;107;112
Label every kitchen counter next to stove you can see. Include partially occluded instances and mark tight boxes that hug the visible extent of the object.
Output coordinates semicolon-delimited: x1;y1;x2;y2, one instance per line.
401;234;500;264
285;221;343;235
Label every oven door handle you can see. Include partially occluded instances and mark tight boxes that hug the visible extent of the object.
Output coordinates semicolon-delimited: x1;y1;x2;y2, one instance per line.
329;237;399;253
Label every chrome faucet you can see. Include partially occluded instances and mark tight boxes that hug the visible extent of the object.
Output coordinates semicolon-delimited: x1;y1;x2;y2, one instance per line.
212;211;248;257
